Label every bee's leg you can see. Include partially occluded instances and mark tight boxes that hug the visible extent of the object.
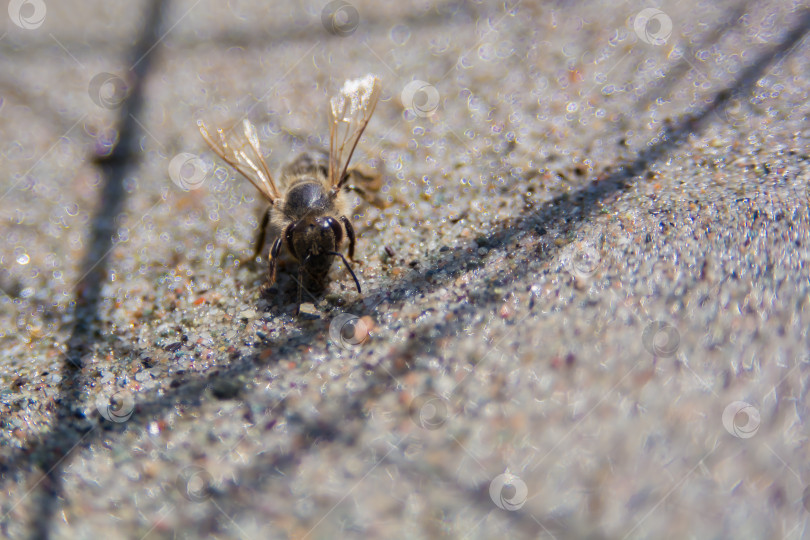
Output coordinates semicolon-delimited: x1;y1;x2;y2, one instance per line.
267;237;282;284
340;216;357;263
343;165;389;209
250;207;272;261
239;209;270;267
343;184;367;198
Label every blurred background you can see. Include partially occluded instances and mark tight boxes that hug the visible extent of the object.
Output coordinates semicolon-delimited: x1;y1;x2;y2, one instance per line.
1;0;809;538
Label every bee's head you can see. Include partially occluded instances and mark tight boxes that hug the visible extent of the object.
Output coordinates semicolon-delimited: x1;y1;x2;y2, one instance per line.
283;215;362;295
285;216;343;263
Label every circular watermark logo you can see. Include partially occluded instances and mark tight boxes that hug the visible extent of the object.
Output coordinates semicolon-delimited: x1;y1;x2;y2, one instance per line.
489;472;528;511
642;321;680;357
96;389;135;423
409;393;448;430
567;242;601;279
88;72;128;110
176;465;214;503
17;310;55;341
8;0;46;30
328;313;370;350
722;401;760;439
633;8;672;46
401;80;440;118
717;96;746;127
725;97;743;122
321;0;359;37
168;152;210;191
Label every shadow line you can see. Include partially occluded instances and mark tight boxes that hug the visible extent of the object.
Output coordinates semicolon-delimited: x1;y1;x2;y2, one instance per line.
0;1;471;61
0;5;807;539
206;8;810;536
21;1;167;539
384;5;810;397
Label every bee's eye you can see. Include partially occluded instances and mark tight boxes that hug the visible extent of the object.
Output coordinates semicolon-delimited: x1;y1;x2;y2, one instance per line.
322;217;343;244
285;222;298;258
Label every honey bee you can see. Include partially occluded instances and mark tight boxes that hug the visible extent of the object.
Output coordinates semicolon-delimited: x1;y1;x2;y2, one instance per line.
198;74;382;312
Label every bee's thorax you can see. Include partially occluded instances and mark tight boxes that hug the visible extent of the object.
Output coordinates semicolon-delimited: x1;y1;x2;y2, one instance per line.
283;180;333;220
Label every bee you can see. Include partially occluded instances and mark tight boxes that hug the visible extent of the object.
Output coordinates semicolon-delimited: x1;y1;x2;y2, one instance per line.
198;74;382;312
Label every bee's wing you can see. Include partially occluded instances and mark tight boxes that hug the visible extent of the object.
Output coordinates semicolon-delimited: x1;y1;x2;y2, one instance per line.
328;74;381;190
198;118;281;202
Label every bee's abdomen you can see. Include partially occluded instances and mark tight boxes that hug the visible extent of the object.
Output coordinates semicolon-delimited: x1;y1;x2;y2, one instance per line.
281;152;329;178
284;181;330;219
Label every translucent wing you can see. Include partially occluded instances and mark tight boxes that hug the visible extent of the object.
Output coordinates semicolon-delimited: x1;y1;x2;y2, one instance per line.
198;118;280;202
328;74;381;190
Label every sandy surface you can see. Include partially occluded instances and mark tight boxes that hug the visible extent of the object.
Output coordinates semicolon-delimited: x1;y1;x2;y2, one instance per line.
1;0;810;538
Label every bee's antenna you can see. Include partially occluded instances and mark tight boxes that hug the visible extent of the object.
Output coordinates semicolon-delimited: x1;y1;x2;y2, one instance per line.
288;261;320;310
296;258;305;314
327;251;361;294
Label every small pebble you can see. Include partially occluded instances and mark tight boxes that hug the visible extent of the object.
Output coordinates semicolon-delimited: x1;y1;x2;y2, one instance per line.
164;342;183;352
211;379;242;400
298;303;318;316
141;357;157;368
